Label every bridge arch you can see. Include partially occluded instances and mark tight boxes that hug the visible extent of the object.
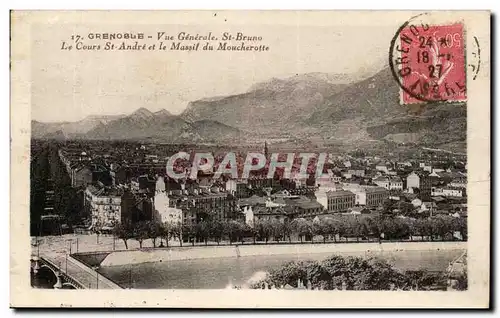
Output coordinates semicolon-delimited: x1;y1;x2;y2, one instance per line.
39;264;58;277
62;282;78;289
32;265;58;288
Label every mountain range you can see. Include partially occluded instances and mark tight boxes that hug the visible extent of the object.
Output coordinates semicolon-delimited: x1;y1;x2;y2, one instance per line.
181;73;351;135
304;67;466;150
32;107;243;143
32;114;125;139
31;67;466;151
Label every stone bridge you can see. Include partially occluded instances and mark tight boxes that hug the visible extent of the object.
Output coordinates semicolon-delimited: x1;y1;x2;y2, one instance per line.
30;254;122;289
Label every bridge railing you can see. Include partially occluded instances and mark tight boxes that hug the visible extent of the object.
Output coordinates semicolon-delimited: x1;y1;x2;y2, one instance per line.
39;256;87;289
67;255;122;289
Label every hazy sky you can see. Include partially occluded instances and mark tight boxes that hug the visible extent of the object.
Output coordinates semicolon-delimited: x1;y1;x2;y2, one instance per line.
31;22;397;122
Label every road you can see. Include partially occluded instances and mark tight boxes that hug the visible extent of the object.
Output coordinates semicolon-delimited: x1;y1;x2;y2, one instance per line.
33;234;124;289
40;253;121;289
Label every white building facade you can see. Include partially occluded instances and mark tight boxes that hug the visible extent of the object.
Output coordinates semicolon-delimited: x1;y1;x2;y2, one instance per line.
154;177;183;224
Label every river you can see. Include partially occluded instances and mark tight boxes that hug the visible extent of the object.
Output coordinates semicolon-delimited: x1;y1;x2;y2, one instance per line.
97;248;464;289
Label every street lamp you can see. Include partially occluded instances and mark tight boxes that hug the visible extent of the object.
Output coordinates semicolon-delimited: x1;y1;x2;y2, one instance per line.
129;268;133;289
91;266;100;289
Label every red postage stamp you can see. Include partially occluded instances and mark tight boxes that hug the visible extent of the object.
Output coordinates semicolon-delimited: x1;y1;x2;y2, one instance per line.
390;21;467;104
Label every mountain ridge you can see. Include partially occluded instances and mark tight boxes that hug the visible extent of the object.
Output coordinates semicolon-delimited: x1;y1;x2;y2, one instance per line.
304;67;466;149
181;72;350;134
31;67;466;151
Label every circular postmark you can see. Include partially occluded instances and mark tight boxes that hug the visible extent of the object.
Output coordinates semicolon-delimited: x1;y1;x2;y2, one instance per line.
389;13;467;104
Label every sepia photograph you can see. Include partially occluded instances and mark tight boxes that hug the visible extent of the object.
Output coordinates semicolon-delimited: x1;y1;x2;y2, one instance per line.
10;10;490;308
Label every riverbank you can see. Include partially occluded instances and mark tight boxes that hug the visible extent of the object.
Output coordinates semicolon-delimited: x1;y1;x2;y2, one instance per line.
97;241;466;267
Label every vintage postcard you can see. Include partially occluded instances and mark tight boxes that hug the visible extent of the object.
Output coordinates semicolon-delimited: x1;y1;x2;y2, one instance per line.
10;10;490;308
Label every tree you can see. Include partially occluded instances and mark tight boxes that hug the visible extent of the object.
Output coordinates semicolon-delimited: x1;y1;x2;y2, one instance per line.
269;219;283;243
312;218;329;243
381;199;396;215
363;215;381;241
224;220;242;245
452;217;467;241
112;221;133;249
239;222;252;244
414;218;432;241
196;220;211;245
454;270;468;290
170;222;183;247
291;218;311;243
392;217;411;240
161;222;171;247
407;218;416;241
262;260;329;289
380;216;411;240
326;218;341;243
430;216;454;241
348;258;407;290
398;201;416;217
345;217;365;242
404;270;447;290
337;217;350;242
265;260;308;288
132;221;149;248
210;219;224;245
147;221;163;248
279;221;293;243
235;221;247;244
321;255;409;290
249;222;259;244
258;255;421;290
358;217;371;241
183;223;196;246
255;219;272;244
380;217;396;240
